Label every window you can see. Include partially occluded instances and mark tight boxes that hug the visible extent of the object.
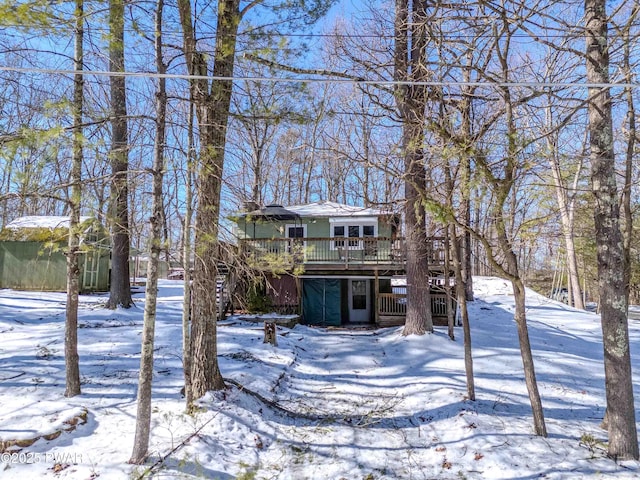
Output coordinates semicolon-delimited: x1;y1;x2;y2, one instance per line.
285;224;306;257
363;225;376;256
352;280;367;310
330;222;377;250
333;225;345;248
348;225;360;247
287;226;305;238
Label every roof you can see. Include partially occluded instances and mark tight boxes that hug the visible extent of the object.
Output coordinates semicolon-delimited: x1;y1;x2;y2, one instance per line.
6;216;94;230
243;204;301;221
284;201;388;218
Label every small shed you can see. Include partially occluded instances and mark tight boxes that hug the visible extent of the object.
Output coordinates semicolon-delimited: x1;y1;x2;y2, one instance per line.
0;216;110;292
130;253;170;280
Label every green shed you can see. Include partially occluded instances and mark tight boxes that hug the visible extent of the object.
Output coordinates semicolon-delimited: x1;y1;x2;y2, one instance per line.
0;216;110;293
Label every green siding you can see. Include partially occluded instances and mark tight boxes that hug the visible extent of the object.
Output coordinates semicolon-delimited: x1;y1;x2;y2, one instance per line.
236;220;284;239
0;241;110;292
239;216;392;239
305;218;329;237
379;222;393;237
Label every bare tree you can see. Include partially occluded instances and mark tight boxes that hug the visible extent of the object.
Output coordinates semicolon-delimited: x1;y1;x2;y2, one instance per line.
176;0;238;402
129;0;167;463
227;60;309;206
394;0;433;336
584;0;638;460
450;224;474;400
64;0;84;398
181;103;195;407
615;5;638;314
177;0;336;403
544;111;585;310
477;3;546;436
106;0;133;309
417;0;548;435
529;44;586;309
459;51;474;302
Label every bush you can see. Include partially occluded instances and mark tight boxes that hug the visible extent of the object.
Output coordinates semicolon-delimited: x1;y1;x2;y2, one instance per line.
246;284;272;313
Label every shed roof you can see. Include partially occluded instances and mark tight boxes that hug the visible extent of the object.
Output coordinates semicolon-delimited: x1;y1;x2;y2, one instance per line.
6;216;93;230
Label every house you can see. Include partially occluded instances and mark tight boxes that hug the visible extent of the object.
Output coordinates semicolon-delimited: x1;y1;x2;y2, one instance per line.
0;216;110;292
235;201;455;327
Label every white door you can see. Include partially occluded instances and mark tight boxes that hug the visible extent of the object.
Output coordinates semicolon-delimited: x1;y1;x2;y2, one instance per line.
348;279;371;323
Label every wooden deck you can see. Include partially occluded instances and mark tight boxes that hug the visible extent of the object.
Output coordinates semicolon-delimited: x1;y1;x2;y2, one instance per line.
239;236;449;272
239;236;457;327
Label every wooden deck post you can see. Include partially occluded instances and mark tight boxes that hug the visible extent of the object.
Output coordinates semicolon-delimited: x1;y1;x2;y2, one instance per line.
374;270;380;325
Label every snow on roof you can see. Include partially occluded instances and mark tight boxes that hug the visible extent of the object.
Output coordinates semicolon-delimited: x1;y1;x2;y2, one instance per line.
5;216;93;230
285;201;389;218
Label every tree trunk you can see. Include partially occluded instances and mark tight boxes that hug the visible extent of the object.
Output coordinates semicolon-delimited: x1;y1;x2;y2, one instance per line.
619;7;637;313
489;148;547;438
488;158;546;435
441;116;475;397
511;276;546;436
549;155;583;310
489;19;547;436
460;52;474;302
129;0;166;463
585;0;638;460
545;98;584;310
445;232;454;340
182;103;195;408
106;0;133;310
403;160;433;336
177;0;241;399
64;0;83;398
394;0;433;336
450;225;474;400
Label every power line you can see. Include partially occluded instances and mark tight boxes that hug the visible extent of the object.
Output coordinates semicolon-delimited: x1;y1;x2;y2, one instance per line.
1;65;639;89
0;24;606;40
3;21;640;41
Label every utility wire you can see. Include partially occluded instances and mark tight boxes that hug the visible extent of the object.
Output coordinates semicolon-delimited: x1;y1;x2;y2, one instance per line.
0;25;614;40
0;65;639;88
3;17;640;39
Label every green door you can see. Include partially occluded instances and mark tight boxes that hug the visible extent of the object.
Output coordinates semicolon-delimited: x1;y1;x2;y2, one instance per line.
302;279;341;326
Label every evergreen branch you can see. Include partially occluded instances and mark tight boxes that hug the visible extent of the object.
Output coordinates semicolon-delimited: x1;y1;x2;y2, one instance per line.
243;53;364;81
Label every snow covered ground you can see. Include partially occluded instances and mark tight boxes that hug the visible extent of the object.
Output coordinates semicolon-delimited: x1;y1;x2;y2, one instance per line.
0;277;639;479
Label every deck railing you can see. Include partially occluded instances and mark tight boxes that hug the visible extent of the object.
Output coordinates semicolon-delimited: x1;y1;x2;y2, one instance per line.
239;236;448;270
378;291;453;318
378;293;406;316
